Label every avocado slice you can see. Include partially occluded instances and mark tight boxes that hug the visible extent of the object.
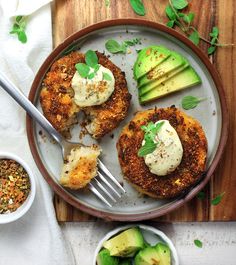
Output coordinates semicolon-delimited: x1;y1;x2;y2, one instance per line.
134;46;171;80
138;51;185;88
103;227;144;257
134;246;160;265
139;60;189;96
140;66;201;104
96;249;119;265
119;258;132;265
155;243;171;265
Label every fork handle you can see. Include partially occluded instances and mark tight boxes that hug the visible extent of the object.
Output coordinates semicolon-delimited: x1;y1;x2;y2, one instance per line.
0;71;63;144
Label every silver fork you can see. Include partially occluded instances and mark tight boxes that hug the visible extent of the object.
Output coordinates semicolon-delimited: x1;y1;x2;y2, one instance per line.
0;72;125;207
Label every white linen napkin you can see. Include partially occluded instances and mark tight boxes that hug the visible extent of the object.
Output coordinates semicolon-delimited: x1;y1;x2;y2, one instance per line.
0;1;75;264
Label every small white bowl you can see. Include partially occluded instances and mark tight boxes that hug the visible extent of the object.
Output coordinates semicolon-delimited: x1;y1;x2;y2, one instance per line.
0;152;36;224
93;224;179;265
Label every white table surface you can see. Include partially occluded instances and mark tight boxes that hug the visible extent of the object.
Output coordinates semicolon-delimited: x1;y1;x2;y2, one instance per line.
62;222;236;265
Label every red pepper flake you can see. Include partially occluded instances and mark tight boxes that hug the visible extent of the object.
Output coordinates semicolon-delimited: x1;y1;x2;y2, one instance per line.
0;159;30;214
146;48;152;56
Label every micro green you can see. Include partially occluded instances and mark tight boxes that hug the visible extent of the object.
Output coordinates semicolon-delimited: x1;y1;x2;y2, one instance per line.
138;121;164;157
105;0;110;7
75;50;100;79
181;96;205;110
105;38;141;54
103;72;112;81
211;192;225;206
9;16;28;43
165;0;233;55
194;239;203;248
129;0;146;16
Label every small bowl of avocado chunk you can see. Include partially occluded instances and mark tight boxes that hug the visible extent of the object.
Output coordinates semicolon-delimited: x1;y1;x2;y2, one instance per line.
93;224;179;265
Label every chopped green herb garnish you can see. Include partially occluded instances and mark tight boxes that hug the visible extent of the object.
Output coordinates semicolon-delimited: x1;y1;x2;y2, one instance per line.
105;0;110;7
181;96;205;110
194;239;203;248
138;121;164;157
211;192;225;206
9;16;28;43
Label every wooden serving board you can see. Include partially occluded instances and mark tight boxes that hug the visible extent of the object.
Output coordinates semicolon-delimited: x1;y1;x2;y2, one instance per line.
52;0;236;222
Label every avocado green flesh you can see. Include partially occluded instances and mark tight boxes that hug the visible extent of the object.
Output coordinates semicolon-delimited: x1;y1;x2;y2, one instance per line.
138;51;185;88
155;243;171;265
97;249;119;265
140;66;201;104
134;46;171;80
134;247;161;265
119;258;132;265
139;61;189;96
103;227;144;257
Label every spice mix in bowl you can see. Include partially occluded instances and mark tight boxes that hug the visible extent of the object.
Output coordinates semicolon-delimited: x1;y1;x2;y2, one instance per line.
0;152;36;224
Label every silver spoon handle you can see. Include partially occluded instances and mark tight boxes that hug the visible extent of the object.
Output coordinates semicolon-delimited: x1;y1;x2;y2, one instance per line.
0;71;63;144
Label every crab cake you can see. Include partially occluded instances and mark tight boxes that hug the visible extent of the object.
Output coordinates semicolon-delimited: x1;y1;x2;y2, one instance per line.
60;145;101;189
40;51;131;138
116;107;208;199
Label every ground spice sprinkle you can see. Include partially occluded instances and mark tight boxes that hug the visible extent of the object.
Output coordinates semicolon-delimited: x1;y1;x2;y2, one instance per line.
0;159;31;214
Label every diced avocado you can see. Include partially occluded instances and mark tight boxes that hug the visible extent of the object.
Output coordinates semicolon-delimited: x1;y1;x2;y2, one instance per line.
96;249;119;265
103;227;144;257
119;258;132;265
139;60;189;96
134;246;160;265
155;243;171;265
138;51;186;88
140;66;201;104
134;46;171;80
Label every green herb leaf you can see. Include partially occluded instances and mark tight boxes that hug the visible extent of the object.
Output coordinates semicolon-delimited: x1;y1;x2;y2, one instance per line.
183;13;195;24
189;30;200;45
75;63;90;78
85;50;98;68
17;31;27;43
105;39;126;54
197;191;205;200
194;239;203;248
208;46;216;55
124;38;141;46
138;141;157;157
210;26;219;38
165;5;177;20
129;0;146;16
171;0;188;10
181;96;205;110
211;192;225;206
105;0;110;7
9;16;28;44
210;37;217;45
103;72;112;81
87;72;95;79
166;20;175;28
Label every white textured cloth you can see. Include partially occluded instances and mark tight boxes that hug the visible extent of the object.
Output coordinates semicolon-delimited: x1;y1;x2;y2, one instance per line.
0;1;74;265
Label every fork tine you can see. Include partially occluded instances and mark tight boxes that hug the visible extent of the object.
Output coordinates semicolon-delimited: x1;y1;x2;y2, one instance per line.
88;183;112;207
93;177;117;202
98;172;121;198
98;159;126;193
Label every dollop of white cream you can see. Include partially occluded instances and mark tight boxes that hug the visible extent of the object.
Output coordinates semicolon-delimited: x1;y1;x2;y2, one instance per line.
72;64;115;107
144;120;183;176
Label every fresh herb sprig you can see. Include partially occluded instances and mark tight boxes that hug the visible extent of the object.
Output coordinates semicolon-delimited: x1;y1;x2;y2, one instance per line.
138;121;164;157
75;50;111;80
129;0;146;16
9;16;28;44
181;96;205;110
165;0;233;54
105;38;141;54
